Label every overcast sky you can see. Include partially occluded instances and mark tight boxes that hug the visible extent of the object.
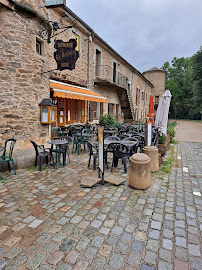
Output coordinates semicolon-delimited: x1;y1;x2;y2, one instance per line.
66;0;202;73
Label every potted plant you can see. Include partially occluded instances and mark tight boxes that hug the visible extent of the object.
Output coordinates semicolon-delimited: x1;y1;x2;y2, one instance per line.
99;113;117;129
158;135;167;156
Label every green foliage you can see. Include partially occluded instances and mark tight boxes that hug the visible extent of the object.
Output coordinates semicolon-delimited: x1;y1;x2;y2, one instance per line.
99;113;117;129
167;125;175;138
158;135;167;144
161;156;174;174
0;179;6;183
162;54;201;120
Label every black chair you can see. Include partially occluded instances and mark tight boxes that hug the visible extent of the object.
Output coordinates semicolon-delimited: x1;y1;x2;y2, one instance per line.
107;142;130;173
30;140;54;171
61;136;73;163
105;136;120;141
127;131;139;136
118;134;129;140
86;140;98;170
0;139;16;175
122;137;139;156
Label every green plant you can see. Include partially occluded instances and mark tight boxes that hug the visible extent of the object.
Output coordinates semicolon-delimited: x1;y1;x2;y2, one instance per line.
171;138;178;144
99;113;117;129
161;156;174;173
167;125;176;138
158;135;167;144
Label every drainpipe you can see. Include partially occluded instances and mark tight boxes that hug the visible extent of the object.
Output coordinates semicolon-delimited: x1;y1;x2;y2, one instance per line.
86;34;93;122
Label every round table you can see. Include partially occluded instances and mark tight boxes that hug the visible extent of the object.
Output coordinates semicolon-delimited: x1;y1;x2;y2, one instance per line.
48;140;69;169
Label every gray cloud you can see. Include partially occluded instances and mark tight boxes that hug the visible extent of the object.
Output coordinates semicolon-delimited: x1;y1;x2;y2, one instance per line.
67;0;202;72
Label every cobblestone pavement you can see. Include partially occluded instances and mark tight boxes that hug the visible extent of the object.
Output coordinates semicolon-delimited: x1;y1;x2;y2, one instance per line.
0;142;202;270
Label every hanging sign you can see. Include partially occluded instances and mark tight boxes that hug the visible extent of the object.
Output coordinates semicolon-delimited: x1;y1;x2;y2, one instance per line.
45;0;66;7
54;39;79;71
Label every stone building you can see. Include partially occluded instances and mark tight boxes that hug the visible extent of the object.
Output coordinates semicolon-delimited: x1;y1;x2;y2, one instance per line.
0;0;165;168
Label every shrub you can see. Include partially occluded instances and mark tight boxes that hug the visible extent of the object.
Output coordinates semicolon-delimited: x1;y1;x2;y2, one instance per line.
158;135;167;144
99;113;117;129
167;125;176;138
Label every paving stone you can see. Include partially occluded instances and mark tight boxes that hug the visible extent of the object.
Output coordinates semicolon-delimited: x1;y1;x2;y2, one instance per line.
75;236;90;250
42;242;57;253
127;251;141;267
115;241;128;255
159;248;172;263
163;229;173;239
59;239;75;252
146;239;159;252
36;233;52;243
141;264;155;270
106;235;119;246
109;254;124;269
91;257;106;270
39;264;54;270
46;251;64;265
158;260;172;270
174;260;188;270
90;219;102;228
0;260;7;270
99;227;110;235
83;247;97;260
3;246;22;259
175;227;186;237
189;256;202;270
111;225;123;235
56;262;72;270
175;247;188;261
121;232;132;243
188;244;201;257
71;260;89;270
131;241;143;252
26;253;46;270
162;239;173;251
151;220;161;230
145;250;157;265
91;235;105;247
176;236;186;248
148;229;160;240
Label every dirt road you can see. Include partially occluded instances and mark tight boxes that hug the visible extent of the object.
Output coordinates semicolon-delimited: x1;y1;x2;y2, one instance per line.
175;119;202;142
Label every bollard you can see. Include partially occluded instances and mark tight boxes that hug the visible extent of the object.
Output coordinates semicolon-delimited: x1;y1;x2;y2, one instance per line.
143;146;159;172
129;153;151;189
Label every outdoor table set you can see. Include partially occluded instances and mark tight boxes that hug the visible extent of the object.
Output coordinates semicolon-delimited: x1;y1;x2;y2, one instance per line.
48;140;69;169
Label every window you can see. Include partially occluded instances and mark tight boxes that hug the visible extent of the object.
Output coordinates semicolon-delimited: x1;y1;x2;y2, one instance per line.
155;96;159;104
128;82;131;92
146;93;148;102
72;32;80;52
72;100;78;122
142;92;144;100
113;62;117;83
95;49;101;77
36;37;44;56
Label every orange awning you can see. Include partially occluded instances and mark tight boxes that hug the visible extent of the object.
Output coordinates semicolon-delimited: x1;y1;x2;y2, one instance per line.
50;80;107;103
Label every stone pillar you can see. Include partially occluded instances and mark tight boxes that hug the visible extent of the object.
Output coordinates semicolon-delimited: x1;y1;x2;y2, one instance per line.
129;153;151;189
143;146;159;172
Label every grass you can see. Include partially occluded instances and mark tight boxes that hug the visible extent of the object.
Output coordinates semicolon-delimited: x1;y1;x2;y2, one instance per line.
26;164;49;171
161;156;174;173
0;179;6;183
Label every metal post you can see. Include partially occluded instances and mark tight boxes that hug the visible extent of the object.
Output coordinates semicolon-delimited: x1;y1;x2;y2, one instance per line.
86;38;90;122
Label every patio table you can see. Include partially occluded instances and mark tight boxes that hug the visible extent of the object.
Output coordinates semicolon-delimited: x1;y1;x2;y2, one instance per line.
48;140;69;169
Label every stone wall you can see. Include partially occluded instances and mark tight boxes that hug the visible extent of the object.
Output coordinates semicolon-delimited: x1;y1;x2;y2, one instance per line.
142;69;166;97
0;5;50;167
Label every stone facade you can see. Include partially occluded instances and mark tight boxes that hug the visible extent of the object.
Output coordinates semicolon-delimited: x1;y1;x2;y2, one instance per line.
0;0;165;168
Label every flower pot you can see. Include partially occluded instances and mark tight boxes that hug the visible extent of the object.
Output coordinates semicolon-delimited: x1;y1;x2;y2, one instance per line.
158;142;167;156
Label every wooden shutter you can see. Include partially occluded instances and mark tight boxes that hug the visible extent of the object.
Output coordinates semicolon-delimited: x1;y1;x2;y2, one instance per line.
108;103;112;113
81;100;85;123
116;104;119;121
100;102;103;116
89;101;94;122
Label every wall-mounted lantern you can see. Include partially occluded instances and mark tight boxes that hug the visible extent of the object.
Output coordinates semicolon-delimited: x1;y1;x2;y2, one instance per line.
39;98;57;124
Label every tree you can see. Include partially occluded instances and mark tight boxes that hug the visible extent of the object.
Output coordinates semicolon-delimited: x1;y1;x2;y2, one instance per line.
192;47;202;116
162;56;195;119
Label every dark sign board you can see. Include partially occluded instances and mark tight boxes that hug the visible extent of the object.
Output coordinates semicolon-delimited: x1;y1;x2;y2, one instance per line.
45;0;66;7
54;39;79;71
